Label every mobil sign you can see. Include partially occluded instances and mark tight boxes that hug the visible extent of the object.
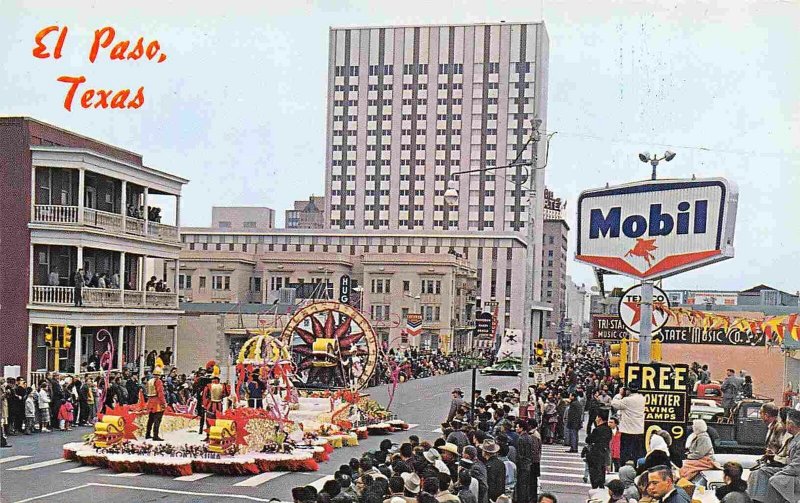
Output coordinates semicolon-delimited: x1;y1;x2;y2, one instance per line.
576;178;738;280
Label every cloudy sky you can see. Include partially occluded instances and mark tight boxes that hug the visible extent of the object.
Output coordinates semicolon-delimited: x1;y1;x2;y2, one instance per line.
2;0;798;293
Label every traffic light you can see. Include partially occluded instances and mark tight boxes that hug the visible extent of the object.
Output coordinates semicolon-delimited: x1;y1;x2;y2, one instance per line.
535;342;545;364
62;326;72;348
44;325;54;346
651;338;662;362
609;339;628;378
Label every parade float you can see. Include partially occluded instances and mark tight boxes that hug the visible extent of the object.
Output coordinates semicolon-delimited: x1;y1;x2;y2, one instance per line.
63;302;409;476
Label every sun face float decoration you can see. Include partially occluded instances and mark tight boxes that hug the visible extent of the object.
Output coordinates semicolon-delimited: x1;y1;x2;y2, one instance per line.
281;301;378;390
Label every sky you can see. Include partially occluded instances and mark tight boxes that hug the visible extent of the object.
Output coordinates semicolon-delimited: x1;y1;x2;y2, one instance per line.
2;0;798;294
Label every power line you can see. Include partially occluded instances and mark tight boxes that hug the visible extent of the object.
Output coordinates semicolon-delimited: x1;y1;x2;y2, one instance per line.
543;129;800;159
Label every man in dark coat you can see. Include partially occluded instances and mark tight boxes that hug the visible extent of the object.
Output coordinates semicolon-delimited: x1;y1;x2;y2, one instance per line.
463;445;488;503
646;465;691;503
48;373;63;427
515;419;534;503
565;392;584;453
585;408;613;488
481;439;506;502
447;388;465;423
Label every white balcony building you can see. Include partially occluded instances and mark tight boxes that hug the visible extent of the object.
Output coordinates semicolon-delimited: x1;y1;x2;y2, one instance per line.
0;117;188;382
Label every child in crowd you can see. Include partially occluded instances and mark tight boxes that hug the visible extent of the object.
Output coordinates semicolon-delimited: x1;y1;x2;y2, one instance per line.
24;387;37;435
37;382;51;432
58;397;74;431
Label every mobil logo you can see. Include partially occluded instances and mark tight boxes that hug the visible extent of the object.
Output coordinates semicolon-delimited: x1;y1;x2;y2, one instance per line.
575;178;738;280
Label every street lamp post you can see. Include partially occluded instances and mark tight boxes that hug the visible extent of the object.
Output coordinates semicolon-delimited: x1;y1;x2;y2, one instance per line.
445;119;554;417
636;151;676;363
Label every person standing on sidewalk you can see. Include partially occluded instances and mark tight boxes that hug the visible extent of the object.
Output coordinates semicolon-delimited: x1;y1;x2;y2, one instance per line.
611;380;646;466
565;392;584;453
36;382;51;432
585;408;613;488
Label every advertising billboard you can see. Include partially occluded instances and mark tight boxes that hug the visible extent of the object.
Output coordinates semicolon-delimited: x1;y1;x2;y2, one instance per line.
591;315;627;341
576;178;738;280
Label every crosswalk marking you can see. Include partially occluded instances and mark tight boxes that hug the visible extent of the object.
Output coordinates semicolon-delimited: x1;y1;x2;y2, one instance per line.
541;455;585;461
541;471;586;479
101;472;142;477
540;458;585;464
8;458;69;471
540;479;591;488
543;463;585;471
233;471;287;487
0;455;32;465
175;473;214;482
405;423;419;430
62;466;100;473
432;427;443;434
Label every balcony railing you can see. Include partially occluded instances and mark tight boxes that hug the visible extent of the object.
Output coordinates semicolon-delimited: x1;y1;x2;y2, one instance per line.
34;204;78;224
31;285;178;309
83;207;123;230
148;221;179;241
32;204;178;243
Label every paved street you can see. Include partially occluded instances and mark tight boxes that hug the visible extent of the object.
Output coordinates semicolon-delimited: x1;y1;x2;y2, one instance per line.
1;370;591;503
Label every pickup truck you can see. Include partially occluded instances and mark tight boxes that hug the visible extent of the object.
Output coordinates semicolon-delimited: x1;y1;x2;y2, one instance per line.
689;399;770;454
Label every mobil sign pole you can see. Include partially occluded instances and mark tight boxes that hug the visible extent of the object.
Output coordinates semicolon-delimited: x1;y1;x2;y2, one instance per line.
576;177;738;362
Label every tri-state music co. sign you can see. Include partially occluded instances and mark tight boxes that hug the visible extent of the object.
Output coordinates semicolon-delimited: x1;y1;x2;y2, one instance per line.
595;315;766;347
626;363;690;445
591;315;627;341
576;178;738;280
655;326;765;346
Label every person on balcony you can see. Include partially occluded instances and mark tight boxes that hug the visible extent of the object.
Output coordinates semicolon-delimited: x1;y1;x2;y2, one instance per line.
146;276;157;291
97;273;106;289
73;269;85;307
48;268;60;286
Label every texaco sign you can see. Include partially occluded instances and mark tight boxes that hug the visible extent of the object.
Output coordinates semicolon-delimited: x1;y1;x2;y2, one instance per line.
618;284;671;334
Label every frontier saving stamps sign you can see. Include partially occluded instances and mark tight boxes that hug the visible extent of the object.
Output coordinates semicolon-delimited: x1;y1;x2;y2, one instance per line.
575;178;738;280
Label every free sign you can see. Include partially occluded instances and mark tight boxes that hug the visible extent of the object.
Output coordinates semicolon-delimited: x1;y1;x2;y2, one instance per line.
575;178;738;280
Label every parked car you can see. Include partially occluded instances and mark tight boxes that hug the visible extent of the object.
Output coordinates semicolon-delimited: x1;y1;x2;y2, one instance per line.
689;399;771;454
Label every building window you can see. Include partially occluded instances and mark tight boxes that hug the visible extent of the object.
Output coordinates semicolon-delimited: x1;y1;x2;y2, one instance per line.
199;276;206;289
218;221;231;228
243;221;257;228
212;275;230;290
371;278;391;294
250;277;261;292
403;280;410;292
179;274;192;289
421;279;441;294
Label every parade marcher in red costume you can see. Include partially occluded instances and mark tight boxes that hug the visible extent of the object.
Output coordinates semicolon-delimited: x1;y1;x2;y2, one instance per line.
145;363;167;441
202;365;229;437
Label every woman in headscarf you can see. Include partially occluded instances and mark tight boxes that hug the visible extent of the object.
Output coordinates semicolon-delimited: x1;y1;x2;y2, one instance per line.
639;433;671;473
679;419;717;481
618;463;640;501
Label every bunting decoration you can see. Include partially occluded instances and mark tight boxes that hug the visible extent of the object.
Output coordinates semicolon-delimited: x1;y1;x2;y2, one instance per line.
662;307;800;345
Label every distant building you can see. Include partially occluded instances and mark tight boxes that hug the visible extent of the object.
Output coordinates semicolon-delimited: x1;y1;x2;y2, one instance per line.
542;217;568;340
663;284;799;308
564;276;590;344
286;196;325;229
211;206;275;230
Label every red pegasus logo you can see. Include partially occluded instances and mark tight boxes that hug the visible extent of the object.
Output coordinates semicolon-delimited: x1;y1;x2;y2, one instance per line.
625;238;658;267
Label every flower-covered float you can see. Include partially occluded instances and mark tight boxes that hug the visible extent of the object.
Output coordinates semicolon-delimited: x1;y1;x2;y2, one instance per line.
63;301;409;476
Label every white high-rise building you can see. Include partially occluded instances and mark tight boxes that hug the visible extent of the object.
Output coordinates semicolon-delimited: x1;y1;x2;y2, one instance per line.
322;22;550;339
325;22;549;233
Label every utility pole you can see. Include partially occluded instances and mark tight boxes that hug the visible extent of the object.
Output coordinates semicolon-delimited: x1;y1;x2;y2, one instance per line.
519;121;540;415
635;151;675;364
